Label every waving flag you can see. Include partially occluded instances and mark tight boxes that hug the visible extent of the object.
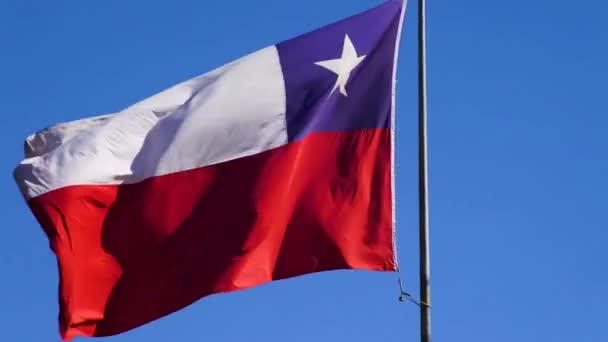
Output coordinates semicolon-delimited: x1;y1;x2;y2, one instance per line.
13;1;407;340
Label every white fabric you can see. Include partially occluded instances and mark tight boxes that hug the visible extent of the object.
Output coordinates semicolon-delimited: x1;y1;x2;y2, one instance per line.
14;46;287;200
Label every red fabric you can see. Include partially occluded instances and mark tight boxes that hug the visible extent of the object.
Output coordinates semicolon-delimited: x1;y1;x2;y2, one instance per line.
29;129;396;340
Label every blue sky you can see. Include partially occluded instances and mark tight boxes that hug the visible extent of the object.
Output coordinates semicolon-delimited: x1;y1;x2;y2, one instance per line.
1;0;607;341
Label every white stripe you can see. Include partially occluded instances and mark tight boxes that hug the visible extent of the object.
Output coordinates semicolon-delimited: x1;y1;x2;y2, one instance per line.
14;46;288;200
391;0;408;269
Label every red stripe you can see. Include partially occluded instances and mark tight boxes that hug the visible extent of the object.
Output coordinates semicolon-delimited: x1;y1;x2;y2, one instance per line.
29;129;396;340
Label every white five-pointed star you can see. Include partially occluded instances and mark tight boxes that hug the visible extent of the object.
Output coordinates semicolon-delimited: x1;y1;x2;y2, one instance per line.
314;34;366;97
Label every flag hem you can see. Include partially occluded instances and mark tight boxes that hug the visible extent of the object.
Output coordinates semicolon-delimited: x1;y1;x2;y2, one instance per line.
390;0;408;270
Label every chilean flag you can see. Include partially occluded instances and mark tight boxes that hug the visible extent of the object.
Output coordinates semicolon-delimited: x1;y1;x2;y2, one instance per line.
14;1;406;340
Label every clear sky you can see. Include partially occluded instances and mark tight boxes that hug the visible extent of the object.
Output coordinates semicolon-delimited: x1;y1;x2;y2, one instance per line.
1;0;607;341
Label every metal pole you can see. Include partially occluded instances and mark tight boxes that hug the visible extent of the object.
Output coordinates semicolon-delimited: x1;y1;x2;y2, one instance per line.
418;0;432;341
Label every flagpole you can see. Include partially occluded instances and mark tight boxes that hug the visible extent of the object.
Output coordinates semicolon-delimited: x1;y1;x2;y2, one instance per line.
417;0;432;341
